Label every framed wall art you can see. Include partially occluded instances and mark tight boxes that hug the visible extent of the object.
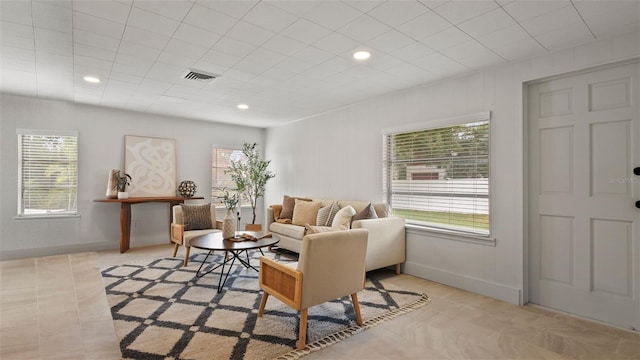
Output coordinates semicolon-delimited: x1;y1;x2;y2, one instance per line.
124;135;176;197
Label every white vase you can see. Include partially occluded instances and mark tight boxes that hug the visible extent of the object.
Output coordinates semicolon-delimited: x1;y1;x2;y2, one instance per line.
117;191;129;199
223;209;236;239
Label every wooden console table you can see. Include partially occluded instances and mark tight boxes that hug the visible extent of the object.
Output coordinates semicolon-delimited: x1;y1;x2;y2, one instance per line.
94;196;204;253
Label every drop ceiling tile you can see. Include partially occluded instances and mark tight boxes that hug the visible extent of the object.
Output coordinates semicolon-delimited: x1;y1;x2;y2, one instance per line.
34;28;72;55
107;70;144;85
302;1;362;30
146;62;189;81
73;54;113;71
258;36;304;58
213;36;256;58
242;2;299;33
32;1;72;33
413;52;468;75
137;78;173;94
274;56;316;74
201;48;241;69
533;21;594;51
73;11;125;39
422;27;472;51
132;0;194;21
457;8;515;38
189;60;228;76
258;67;297;81
1;21;33;39
302;56;354;78
225;21;275;46
502;0;571;22
73;0;131;24
313;32;361;55
343;0;385;13
337;14;391;43
1;45;35;63
491;36;546;61
280;19;332;44
392;42;435;61
293;46;335;65
195;0;258;19
477;24;533;49
1;1;32;26
366;0;428;27
183;4;238;34
172;23;220;48
156;50;198;68
364;53;407;72
396;11;451;40
243;47;287;68
112;57;154;77
268;1;320;17
367;29;415;53
220;68;255;82
455;49;505;69
128;7;180;37
232;58;273;75
0;32;35;51
520;5;581;36
580;2;640;39
164;38;209;59
117;40;161;61
1;70;37;95
432;0;498;24
441;40;490;60
122;25;171;49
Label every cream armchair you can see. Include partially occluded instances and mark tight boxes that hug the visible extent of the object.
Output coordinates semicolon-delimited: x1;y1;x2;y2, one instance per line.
170;204;222;266
258;229;369;350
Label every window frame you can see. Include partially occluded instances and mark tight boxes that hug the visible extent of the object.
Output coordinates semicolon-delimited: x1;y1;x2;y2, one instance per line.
383;112;493;241
17;129;79;218
211;146;250;208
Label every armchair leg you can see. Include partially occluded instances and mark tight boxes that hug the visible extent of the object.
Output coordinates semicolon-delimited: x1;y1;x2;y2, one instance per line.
298;308;308;350
172;243;179;257
183;247;191;267
351;293;363;326
395;263;401;274
258;292;269;317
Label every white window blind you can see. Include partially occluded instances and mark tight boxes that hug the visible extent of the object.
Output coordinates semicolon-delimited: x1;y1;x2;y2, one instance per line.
211;147;248;207
17;130;78;216
383;118;490;235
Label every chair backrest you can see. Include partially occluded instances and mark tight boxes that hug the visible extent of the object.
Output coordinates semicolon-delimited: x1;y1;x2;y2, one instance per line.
172;204;217;227
297;229;368;309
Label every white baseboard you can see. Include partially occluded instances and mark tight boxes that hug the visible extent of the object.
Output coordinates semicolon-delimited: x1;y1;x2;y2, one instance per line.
404;261;521;305
0;241;117;261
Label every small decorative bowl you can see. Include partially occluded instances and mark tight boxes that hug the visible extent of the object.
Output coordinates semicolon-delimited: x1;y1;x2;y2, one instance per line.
178;180;197;198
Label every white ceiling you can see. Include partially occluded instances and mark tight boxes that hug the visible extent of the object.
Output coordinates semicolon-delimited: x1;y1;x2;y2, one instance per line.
1;0;638;128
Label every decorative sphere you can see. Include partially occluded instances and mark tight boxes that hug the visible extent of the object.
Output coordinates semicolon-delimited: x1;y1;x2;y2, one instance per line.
178;180;197;197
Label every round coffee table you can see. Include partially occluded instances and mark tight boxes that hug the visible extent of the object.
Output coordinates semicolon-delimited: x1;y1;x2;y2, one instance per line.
190;231;280;293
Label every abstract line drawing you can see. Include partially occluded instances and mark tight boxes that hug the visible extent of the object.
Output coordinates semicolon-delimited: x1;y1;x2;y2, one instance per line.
124;135;176;197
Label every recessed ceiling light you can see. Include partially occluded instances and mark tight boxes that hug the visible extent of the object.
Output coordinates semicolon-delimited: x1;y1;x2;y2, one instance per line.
237;104;249;110
353;50;371;61
83;76;101;83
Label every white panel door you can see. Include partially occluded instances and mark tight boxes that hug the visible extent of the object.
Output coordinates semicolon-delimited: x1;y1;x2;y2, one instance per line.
528;62;640;330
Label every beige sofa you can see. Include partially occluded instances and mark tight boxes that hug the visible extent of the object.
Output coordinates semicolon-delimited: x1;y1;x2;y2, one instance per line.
267;199;406;273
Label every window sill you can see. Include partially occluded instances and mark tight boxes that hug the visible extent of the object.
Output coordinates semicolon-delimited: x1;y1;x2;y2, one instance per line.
405;224;496;246
14;214;80;220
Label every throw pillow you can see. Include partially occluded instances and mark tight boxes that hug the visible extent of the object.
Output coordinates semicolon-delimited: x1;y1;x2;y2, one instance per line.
325;201;341;225
271;204;283;220
280;195;312;220
305;224;348;234
316;204;332;226
182;203;212;231
352;203;379;223
292;200;322;226
331;205;356;228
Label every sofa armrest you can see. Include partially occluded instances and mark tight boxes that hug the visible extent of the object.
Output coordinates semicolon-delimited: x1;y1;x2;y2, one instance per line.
267;206;276;228
351;217;406;272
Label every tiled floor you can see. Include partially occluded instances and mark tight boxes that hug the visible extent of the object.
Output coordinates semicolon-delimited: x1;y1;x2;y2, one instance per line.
1;244;639;359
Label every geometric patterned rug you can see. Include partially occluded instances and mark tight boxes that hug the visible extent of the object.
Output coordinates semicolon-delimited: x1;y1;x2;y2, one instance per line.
101;249;429;360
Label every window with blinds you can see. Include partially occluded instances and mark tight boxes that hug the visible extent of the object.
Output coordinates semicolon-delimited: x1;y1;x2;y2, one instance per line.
383;116;490;236
211;147;249;207
17;130;78;217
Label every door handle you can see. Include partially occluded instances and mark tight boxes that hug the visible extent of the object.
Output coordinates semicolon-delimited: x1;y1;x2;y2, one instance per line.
634;167;640;176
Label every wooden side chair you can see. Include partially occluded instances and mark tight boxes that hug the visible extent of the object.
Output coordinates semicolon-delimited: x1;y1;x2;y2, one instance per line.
257;228;369;350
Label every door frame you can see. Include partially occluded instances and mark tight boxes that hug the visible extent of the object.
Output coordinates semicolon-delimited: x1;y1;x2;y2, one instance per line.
522;57;640;306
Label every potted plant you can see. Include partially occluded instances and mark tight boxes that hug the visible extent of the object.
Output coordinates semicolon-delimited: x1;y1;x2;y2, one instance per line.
219;188;239;238
115;170;132;199
227;142;276;229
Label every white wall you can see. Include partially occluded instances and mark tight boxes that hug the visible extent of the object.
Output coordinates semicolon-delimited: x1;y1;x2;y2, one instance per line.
0;94;265;260
265;31;640;305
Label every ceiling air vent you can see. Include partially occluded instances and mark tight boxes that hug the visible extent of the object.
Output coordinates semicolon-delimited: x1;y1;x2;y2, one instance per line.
184;69;219;83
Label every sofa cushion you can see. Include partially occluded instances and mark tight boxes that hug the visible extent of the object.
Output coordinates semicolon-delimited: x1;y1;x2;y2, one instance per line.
305;224;348;234
332;205;356;228
182;203;212;230
280;195;312;220
316;201;340;226
292;200;322;226
352;203;379;223
183;228;221;246
270;222;306;239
